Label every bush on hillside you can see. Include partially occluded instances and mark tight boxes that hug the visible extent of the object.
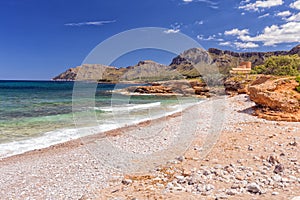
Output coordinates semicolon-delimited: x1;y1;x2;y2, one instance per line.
252;55;300;76
296;76;300;92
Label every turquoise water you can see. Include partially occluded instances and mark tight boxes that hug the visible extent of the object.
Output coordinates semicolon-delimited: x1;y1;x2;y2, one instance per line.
0;80;199;157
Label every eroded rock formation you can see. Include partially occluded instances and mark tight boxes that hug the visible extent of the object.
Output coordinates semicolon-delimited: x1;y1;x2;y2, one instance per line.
125;80;210;97
248;76;300;122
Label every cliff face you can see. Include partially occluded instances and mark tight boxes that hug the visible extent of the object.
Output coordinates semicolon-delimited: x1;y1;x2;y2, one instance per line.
121;60;177;81
53;45;300;81
53;61;172;82
124;79;210;97
288;44;300;55
53;67;80;81
52;64;122;81
169;48;214;78
248;76;300;122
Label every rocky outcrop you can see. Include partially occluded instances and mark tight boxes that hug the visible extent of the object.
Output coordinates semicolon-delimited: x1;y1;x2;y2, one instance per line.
126;85;173;94
53;67;80;81
248;76;300;122
288;44;300;55
125;80;210;97
224;75;257;96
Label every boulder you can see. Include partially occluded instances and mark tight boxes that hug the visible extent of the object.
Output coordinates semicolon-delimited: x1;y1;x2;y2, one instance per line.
248;76;299;113
248;76;300;122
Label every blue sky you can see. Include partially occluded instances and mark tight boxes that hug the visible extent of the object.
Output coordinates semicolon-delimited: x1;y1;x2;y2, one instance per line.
0;0;300;80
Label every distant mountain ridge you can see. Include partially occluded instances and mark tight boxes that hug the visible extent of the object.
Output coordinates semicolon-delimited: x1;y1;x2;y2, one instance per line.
52;45;300;81
208;45;300;68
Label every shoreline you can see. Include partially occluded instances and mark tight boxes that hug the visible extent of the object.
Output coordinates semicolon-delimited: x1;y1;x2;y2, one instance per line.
1;94;299;199
0;96;215;199
0;99;201;161
0;98;203;160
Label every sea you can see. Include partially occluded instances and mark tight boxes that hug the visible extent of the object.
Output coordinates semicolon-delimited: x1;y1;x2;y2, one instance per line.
0;80;200;158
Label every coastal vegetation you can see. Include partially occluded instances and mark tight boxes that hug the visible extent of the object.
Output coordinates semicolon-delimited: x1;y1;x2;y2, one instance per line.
251;55;300;76
296;76;300;92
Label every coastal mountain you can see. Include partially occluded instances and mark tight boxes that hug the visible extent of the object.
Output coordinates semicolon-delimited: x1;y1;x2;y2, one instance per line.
53;60;175;81
52;45;300;81
52;64;129;81
120;60;179;81
169;48;214;78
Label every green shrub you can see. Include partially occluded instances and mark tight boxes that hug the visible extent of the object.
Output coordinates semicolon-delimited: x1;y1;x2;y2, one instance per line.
252;55;300;76
296;76;300;92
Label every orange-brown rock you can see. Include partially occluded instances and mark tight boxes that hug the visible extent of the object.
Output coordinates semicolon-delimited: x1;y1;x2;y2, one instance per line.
224;75;257;96
248;76;300;122
253;107;300;122
126;80;210;97
127;86;173;94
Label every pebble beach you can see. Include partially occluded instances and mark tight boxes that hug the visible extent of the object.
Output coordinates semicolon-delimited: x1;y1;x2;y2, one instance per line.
0;94;299;199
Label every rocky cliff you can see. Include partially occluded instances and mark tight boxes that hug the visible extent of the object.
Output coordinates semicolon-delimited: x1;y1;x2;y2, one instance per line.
248;76;300;122
52;61;172;82
169;48;214;78
123;79;210;97
52;64;122;81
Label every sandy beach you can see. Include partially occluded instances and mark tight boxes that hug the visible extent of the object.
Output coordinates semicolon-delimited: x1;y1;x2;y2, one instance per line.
0;94;299;199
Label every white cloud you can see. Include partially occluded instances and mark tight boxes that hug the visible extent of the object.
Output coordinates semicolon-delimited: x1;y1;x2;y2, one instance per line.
197;34;223;41
164;23;181;34
182;0;217;5
290;0;300;9
220;39;259;49
241;0;251;3
195;20;204;25
206;36;215;40
241;12;246;15
210;5;219;9
276;10;292;17
239;0;284;11
219;41;232;46
286;12;300;21
224;28;249;36
64;20;116;26
164;29;180;34
258;13;270;18
238;22;300;46
234;42;259;48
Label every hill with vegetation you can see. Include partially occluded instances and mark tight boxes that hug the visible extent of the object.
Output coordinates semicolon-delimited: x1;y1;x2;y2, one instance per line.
251;54;300;76
52;45;300;82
